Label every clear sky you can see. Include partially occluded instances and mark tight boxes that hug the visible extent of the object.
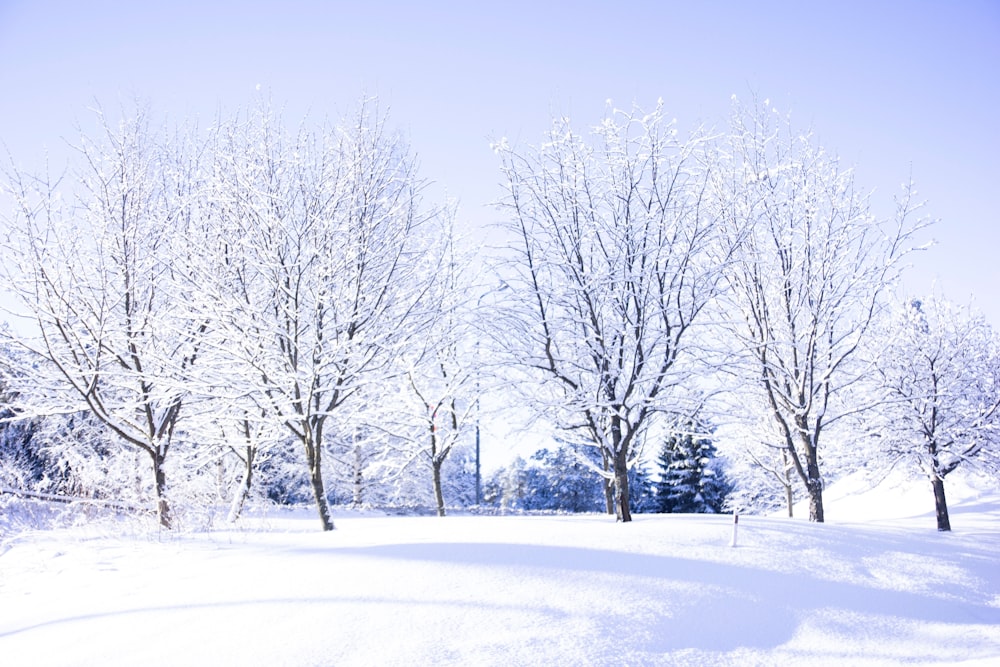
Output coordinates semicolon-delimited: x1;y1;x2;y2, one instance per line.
1;0;998;324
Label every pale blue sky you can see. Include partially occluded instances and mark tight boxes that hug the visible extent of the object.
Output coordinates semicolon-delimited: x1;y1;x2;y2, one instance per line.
1;0;998;322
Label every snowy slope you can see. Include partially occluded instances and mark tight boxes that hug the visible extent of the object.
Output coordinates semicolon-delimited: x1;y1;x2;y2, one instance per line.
1;473;999;666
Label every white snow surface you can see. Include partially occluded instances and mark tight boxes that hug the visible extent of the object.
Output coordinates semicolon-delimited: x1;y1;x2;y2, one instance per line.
2;471;1000;666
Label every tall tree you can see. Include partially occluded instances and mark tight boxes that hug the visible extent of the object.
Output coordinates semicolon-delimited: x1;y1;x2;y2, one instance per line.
379;215;478;517
714;96;927;522
200;100;440;530
866;296;1000;530
493;102;726;521
0;107;207;528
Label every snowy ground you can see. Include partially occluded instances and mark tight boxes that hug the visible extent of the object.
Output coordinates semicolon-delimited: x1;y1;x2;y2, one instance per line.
2;472;999;666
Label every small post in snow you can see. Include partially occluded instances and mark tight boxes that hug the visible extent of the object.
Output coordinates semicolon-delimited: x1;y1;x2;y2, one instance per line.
730;512;739;548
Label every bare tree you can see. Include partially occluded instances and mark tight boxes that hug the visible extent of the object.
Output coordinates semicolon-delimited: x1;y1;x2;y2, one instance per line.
399;359;472;517
492;102;725;522
407;221;481;517
202;100;439;530
866;296;1000;530
0;107;206;528
715;96;928;522
718;410;801;517
359;211;480;516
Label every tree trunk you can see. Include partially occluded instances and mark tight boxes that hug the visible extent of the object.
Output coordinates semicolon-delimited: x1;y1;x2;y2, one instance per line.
781;450;794;518
432;460;446;517
227;445;255;523
304;432;334;531
804;449;824;522
614;448;632;523
151;449;171;529
352;444;363;507
806;476;824;523
931;474;951;531
601;450;615;515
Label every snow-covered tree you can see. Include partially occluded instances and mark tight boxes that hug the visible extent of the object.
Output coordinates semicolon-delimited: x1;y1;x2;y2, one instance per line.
484;455;530;513
209;410;283;522
654;420;730;514
0;342;45;495
396;362;473;516
627;462;656;514
483;449;598;513
714;393;804;517
866;296;1000;530
492;102;727;522
526;446;605;513
713;96;928;522
376;216;479;516
0;107;208;528
483;444;653;514
199;100;441;530
726;439;798;517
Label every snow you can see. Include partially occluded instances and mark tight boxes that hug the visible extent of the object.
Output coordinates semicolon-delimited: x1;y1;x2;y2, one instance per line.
2;473;1000;666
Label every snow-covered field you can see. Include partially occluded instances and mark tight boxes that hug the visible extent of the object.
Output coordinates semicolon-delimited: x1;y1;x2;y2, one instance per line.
2;472;999;666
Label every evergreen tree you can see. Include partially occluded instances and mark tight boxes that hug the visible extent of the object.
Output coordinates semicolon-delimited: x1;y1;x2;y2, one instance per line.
0;407;45;492
655;421;730;513
489;456;529;512
697;448;731;515
485;447;607;513
541;447;607;513
628;463;656;514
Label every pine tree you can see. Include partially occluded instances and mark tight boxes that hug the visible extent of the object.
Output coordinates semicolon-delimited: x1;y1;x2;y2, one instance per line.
524;447;605;513
485;446;609;513
628;463;656;514
655;421;730;513
694;440;731;514
655;429;699;513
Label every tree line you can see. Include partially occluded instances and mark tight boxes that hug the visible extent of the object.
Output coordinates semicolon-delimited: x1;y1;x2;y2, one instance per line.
1;96;997;531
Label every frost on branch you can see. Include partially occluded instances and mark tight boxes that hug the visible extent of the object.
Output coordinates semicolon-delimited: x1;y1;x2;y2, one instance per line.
492;102;724;522
862;295;1000;530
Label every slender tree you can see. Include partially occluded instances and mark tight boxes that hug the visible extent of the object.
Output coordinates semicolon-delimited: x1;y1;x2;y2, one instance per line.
378;214;478;517
866;296;1000;530
714;96;927;522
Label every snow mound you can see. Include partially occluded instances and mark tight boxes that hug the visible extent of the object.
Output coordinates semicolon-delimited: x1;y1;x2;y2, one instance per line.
813;467;1000;528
